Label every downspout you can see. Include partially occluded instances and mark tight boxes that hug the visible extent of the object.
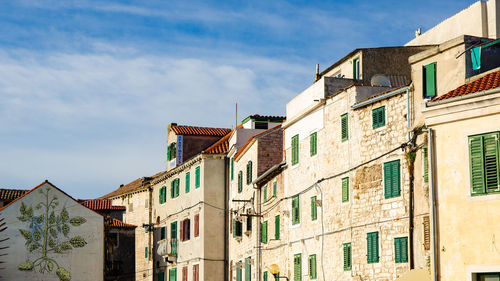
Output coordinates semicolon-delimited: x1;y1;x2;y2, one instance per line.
255;187;262;281
224;157;229;281
424;128;438;281
407;87;415;270
148;184;153;280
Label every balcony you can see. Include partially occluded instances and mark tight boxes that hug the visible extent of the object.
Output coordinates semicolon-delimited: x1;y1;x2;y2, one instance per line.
156;238;178;257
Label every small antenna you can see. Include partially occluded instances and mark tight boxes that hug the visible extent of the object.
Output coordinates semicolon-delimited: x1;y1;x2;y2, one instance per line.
235;103;238;128
315;64;320;81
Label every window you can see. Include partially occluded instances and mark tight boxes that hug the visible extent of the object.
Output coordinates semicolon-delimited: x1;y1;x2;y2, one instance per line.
343;243;352;271
236;262;242;281
158;272;165;281
169;268;177;281
310;196;317;221
261;221;268;243
353;57;360;80
273;181;277;197
171;221;177;239
367;231;379;263
185;172;190;193
469;132;500;195
292;195;300;225
384;160;401;198
372;106;385;129
171;178;180;198
238;171;243;193
245;257;251;281
309;254;317;279
342;177;349;202
394;237;408;263
423;145;429;183
263;271;268;281
231;158;234;181
159;186;167;204
341;114;348;141
294;253;302;281
182;266;188;281
310;132;317;156
246;214;252;232
264;185;268;202
192;264;199;281
195;166;201;188
233;219;242;237
477;273;500;281
246;161;253;184
255;122;268;129
292;135;299;165
423;62;436;99
160;226;166;240
194;213;199;237
145;246;148;258
275;215;280;240
180;219;190;241
167;142;177;161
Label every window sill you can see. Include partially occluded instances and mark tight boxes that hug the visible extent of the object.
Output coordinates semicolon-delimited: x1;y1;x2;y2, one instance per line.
467;192;500;202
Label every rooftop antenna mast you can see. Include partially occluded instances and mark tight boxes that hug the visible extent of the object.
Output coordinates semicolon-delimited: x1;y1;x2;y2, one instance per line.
235;103;238;128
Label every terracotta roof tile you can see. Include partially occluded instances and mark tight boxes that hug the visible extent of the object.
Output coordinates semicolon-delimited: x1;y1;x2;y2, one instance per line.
430;69;500;102
105;216;136;229
79;199;126;211
171;125;231;136
99;171;163;199
202;130;233;154
0;189;28;201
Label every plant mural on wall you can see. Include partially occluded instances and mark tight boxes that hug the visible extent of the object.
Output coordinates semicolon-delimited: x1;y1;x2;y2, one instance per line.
16;187;88;281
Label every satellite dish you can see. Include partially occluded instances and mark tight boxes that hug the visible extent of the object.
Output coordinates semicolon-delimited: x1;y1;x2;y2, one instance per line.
371;74;392;87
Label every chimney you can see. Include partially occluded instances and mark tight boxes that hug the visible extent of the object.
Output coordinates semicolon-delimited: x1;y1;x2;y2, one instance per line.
314;64;320;81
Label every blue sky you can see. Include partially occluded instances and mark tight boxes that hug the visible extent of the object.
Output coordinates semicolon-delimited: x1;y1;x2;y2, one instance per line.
0;0;475;198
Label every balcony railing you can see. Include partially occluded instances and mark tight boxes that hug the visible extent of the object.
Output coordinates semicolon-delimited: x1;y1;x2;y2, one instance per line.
156;238;178;257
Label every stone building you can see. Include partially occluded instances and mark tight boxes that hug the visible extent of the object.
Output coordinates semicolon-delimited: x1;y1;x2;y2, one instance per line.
152;124;231;281
227;121;284;281
0;181;105;281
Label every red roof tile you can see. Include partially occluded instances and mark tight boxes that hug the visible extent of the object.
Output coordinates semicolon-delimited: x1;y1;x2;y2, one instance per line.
105;216;136;229
80;199;126;211
0;189;28;201
202;130;233;154
430;69;500;102
171;125;231;136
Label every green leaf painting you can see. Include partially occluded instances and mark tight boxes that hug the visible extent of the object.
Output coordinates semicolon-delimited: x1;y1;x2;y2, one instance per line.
17;187;87;281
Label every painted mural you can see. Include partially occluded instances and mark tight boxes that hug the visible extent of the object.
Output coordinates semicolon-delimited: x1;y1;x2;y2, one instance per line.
16;186;87;281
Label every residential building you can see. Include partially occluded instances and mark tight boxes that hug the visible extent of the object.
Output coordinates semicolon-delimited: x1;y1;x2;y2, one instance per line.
0;181;105;281
152;124;231;281
227;116;284;281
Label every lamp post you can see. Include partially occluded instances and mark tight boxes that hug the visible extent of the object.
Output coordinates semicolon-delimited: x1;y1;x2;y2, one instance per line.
269;264;289;281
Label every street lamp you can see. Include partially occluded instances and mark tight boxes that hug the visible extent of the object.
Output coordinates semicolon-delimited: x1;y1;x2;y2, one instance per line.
269;264;289;281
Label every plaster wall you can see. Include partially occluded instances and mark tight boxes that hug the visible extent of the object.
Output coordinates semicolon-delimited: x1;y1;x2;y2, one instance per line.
0;183;104;281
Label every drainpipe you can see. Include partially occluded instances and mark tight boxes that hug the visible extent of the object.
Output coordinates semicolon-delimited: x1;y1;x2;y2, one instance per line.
407;86;414;270
255;188;262;281
424;128;438;281
148;184;153;281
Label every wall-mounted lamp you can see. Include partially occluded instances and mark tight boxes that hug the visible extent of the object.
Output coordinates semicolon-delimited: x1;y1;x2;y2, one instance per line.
269;264;289;281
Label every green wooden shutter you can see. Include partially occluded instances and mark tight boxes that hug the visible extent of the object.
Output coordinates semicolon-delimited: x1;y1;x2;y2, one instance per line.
247;161;253;184
171;181;175;198
483;133;500;193
310;132;317;156
238;171;243;193
245;257;251;281
264;185;267;202
195;166;200;188
341;114;348;141
310;196;317;221
309;254;317;279
423;63;436;98
384;160;401;198
294;254;302;281
342;177;349;202
394;237;408;263
273;181;277;197
343;243;352;271
470;135;486;194
353;57;360;80
292;135;299;165
423;145;429;183
186;172;190;193
158;272;165;281
145;246;148;258
171;221;177;239
367;232;379;263
275;215;280;239
372;106;385;129
231;158;234;181
169;268;177;281
261;221;268;243
292;195;300;225
167;144;171;161
236;265;242;281
263;271;268;281
163;186;167;203
175;178;180;197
